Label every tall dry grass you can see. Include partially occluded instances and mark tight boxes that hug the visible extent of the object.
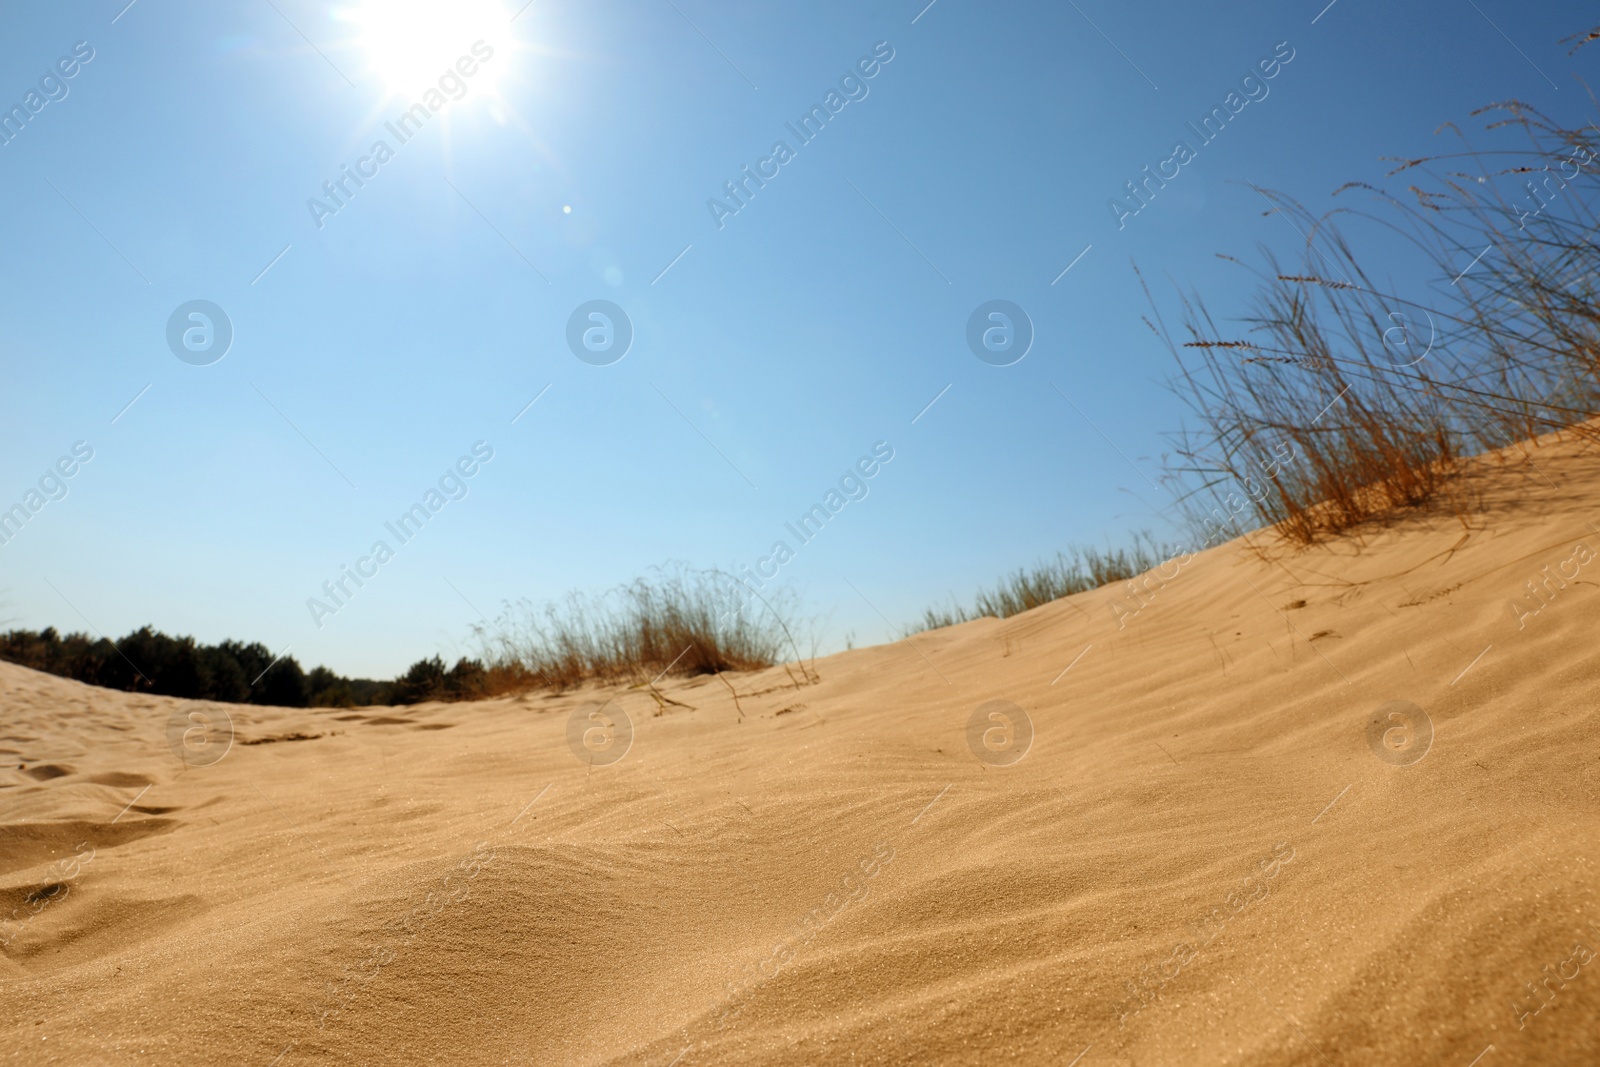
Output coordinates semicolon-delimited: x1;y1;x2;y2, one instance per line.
915;535;1174;630
1152;36;1600;544
1147;229;1473;544
473;565;806;692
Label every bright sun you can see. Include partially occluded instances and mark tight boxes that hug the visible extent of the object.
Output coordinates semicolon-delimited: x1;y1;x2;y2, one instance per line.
341;0;508;99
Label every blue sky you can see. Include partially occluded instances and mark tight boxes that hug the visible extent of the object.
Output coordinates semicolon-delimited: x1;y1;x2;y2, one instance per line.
0;0;1593;678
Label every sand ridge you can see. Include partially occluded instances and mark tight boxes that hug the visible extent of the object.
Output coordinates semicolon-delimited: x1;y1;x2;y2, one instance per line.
2;433;1598;1065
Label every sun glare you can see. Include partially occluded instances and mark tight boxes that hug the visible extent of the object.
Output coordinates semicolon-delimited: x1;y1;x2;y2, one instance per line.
341;0;508;99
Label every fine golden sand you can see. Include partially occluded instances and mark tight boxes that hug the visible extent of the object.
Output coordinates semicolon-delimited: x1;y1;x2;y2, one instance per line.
3;435;1598;1066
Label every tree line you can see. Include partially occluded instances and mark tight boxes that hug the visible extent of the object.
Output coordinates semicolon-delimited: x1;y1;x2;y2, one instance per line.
0;626;491;707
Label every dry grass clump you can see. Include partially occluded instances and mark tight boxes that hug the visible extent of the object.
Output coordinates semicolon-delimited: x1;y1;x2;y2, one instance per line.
474;565;804;692
1153;67;1600;543
1150;232;1473;545
916;536;1173;630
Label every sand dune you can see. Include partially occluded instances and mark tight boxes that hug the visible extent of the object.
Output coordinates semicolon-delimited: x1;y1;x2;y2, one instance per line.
3;435;1599;1066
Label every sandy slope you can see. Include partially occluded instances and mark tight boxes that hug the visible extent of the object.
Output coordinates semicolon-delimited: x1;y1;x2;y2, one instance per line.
3;435;1599;1067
